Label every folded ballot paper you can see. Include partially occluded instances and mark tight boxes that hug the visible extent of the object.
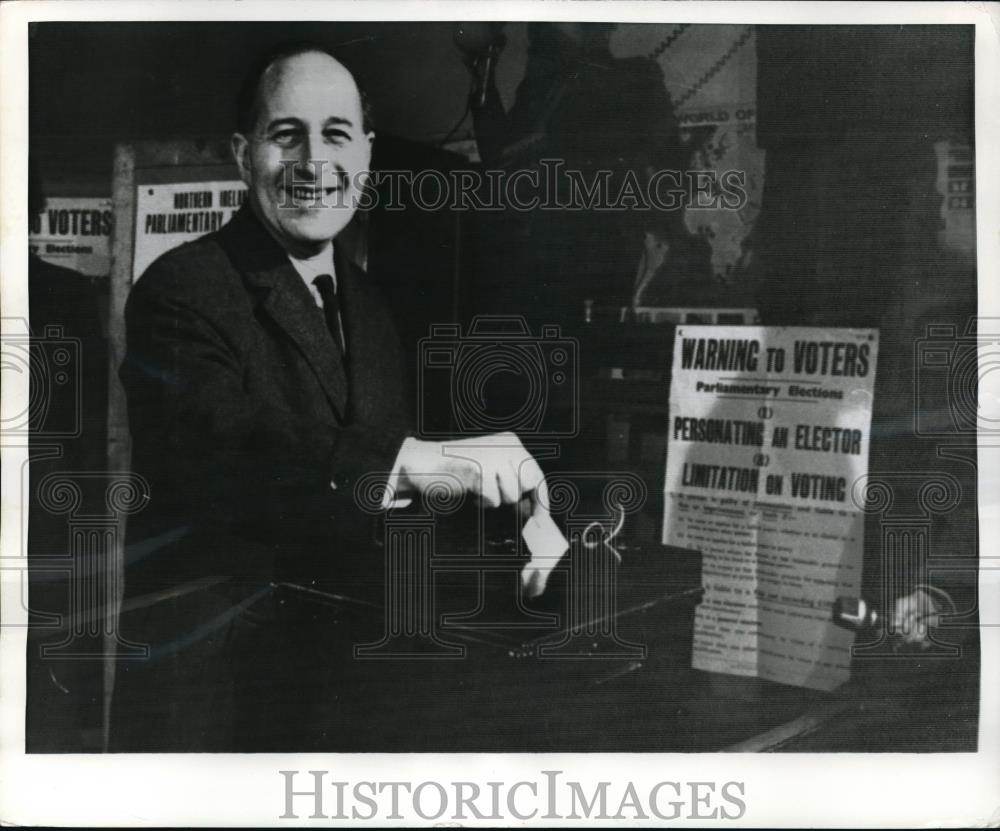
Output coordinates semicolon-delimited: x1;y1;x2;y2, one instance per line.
520;508;570;599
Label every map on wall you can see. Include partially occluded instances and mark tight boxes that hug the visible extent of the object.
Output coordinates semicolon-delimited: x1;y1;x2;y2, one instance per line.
677;103;765;284
613;24;764;288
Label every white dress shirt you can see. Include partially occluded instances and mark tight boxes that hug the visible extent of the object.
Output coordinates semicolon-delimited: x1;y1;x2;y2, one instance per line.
287;248;337;308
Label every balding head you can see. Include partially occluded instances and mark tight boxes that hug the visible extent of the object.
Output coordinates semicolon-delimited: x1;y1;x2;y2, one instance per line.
236;42;373;135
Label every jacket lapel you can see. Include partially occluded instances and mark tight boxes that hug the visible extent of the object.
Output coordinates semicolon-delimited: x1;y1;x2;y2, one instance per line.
220;206;349;421
260;276;349;420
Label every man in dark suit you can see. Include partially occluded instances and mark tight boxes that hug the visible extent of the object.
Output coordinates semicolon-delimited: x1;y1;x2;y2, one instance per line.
112;42;549;751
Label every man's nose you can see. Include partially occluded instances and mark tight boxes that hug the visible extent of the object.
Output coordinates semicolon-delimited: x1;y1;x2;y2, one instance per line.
290;134;327;179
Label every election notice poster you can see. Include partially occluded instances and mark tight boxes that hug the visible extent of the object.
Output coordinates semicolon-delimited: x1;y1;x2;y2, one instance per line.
29;196;112;276
663;326;879;692
132;180;246;281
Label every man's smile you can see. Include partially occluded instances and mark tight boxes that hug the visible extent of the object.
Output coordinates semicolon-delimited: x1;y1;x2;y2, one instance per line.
284;184;341;206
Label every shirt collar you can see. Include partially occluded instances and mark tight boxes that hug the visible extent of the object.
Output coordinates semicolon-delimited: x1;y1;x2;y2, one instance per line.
287;247;337;306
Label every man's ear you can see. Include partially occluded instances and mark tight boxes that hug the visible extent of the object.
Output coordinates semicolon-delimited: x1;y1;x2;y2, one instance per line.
231;133;252;185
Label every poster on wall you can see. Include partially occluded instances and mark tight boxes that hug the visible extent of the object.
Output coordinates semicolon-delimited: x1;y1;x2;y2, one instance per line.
29;196;112;276
662;325;879;692
132;181;246;281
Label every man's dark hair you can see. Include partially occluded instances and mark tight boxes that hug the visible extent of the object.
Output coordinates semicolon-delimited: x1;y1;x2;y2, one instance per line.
235;40;374;135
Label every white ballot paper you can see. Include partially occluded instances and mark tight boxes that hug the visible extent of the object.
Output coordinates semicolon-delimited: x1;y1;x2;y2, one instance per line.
521;508;570;599
663;326;878;691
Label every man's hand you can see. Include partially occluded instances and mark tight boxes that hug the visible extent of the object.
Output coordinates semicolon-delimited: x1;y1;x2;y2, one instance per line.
388;433;568;600
891;589;943;648
393;432;547;508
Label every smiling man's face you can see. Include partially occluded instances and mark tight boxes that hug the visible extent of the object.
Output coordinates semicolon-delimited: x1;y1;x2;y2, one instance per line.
232;51;373;258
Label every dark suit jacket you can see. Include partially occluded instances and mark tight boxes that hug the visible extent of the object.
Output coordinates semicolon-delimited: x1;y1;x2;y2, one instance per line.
121;205;410;602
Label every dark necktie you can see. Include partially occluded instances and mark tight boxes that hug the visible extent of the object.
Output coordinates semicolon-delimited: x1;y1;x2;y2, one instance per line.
313;273;347;358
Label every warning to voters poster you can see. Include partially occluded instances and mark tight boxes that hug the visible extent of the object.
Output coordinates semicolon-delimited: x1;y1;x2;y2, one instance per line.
132;181;246;281
29;196;112;277
662;325;879;692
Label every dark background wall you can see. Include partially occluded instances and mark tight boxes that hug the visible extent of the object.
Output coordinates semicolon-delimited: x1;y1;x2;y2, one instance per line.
30;22;486;185
754;24;974;317
756;25;973;142
29;21;759;186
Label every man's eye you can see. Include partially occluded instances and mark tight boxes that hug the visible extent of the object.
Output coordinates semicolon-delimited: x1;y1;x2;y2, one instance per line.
324;130;350;144
271;130;301;146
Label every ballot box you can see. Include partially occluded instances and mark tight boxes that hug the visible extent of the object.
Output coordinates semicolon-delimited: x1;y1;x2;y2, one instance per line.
275;525;708;752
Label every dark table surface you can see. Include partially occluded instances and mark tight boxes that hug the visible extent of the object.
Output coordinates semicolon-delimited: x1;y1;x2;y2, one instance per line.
279;528;979;754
